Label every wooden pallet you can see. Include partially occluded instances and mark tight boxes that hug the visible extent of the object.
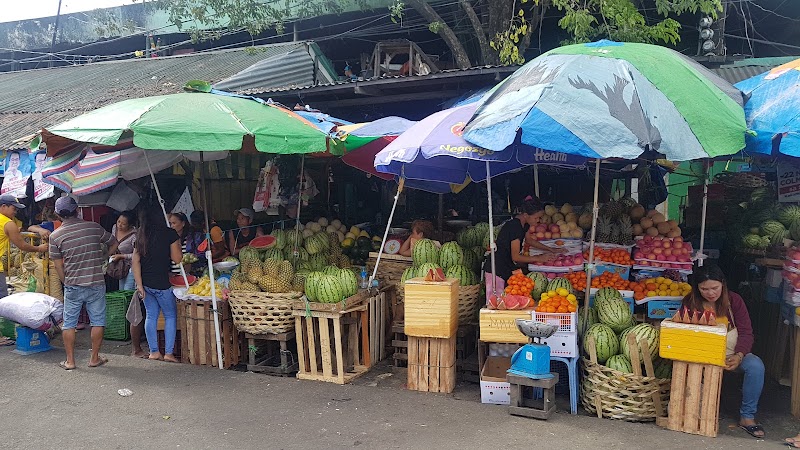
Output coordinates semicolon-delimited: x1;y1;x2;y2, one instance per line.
407;335;456;393
391;321;408;367
178;300;240;368
293;305;371;385
658;361;723;437
245;332;298;376
368;286;392;364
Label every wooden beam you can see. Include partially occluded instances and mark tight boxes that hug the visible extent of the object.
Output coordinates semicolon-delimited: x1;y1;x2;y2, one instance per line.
354;85;384;96
310;90;462;108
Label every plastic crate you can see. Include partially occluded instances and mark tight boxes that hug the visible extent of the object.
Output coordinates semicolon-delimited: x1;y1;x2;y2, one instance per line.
13;326;51;355
104;291;135;341
532;311;577;333
540;332;578;357
647;300;682;319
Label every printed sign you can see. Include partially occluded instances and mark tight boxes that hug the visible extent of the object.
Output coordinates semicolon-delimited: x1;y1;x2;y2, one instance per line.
1;151;32;198
778;164;800;203
31;150;54;202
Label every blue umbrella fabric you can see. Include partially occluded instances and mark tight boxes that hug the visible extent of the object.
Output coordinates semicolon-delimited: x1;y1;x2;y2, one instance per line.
735;59;800;156
374;102;586;184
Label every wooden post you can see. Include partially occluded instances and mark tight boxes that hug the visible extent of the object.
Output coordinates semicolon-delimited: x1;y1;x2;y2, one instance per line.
793;327;800;418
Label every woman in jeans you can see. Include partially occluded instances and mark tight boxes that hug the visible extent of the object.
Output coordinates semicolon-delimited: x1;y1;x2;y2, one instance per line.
111;211;137;291
132;209;182;362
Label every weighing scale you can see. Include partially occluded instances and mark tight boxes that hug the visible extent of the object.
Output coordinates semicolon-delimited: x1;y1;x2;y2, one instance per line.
507;319;558;379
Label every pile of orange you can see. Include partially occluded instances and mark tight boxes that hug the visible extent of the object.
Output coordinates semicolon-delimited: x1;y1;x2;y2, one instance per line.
538;290;578;313
590;271;633;290
564;272;587;291
629;277;691;301
583;248;633;265
504;270;534;298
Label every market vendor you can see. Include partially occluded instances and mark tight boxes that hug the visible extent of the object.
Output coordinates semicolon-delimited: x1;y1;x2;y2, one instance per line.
399;220;437;257
484;196;558;295
227;208;263;256
681;264;765;439
190;210;229;262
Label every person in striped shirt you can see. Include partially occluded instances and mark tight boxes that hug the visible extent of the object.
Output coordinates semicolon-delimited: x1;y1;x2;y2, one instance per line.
50;196;118;370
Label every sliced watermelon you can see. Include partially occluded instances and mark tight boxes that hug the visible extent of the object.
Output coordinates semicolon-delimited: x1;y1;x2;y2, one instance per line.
169;274;197;287
249;235;277;249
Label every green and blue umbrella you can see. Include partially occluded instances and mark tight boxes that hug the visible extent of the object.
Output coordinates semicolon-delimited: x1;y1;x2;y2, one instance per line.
464;40;748;161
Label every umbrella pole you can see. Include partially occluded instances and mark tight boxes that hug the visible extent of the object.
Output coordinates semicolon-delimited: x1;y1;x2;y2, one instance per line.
293;155;305;256
533;164;540;198
486;161;497;295
199;153;225;369
698;160;710;267
369;178;404;287
144;151;190;289
583;159;601;329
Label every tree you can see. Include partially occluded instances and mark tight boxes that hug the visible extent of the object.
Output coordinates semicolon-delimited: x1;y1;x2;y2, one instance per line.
130;0;721;68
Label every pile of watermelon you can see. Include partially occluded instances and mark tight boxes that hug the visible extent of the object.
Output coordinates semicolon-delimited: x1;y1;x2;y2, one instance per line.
304;265;360;303
400;238;482;287
581;287;670;378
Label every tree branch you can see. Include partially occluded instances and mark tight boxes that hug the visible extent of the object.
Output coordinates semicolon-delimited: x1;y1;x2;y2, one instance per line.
407;0;472;68
460;0;494;65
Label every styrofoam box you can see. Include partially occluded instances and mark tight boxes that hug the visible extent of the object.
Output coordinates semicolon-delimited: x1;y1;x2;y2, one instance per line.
480;356;512;405
540;332;578;357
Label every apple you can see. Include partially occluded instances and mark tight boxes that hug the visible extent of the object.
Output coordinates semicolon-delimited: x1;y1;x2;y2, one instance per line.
674;237;684;244
536;232;546;239
633;251;644;259
550;225;561;233
544;232;552;239
663;241;672;249
646;253;656;260
667;255;677;262
536;225;547;233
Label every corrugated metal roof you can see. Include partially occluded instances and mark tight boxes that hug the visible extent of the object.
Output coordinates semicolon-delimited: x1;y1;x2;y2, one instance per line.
710;56;799;84
0;41;335;149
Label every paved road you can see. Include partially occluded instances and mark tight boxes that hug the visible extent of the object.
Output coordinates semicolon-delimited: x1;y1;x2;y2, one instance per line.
0;343;788;449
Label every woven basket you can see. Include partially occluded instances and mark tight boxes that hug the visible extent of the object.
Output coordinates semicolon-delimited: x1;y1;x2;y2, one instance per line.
228;291;303;335
457;285;481;325
367;254;413;305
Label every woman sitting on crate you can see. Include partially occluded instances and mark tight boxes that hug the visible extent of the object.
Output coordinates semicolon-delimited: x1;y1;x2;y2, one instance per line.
133;209;183;362
681;264;765;439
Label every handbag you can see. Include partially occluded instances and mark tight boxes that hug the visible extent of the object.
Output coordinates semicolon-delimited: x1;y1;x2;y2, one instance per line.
106;233;135;280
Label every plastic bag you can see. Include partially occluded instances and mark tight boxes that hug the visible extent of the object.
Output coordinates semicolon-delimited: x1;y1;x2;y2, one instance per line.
0;292;64;331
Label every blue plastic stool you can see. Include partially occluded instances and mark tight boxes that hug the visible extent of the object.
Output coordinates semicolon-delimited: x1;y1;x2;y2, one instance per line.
551;356;579;415
13;326;51;355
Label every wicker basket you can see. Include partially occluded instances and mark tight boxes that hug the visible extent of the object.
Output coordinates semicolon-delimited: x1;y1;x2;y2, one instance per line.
580;335;671;422
367;253;413;310
228;291;303;335
457;285;481;325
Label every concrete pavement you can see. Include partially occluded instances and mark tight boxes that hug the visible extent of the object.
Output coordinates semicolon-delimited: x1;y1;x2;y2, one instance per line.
0;331;794;449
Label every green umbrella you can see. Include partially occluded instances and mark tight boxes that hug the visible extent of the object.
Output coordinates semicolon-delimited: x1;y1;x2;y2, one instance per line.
43;92;329;157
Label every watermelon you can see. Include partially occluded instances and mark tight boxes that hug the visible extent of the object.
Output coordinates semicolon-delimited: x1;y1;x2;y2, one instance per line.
778;205;800;227
597;297;633;333
263;248;283;261
249;235;276;249
305;271;323;301
401;267;417;284
749;186;773;205
316;274;345;303
742;234;763;249
456;229;470;247
578;306;598;336
446;265;476;286
654;357;673;379
416;262;442;278
527;272;549;300
594;287;622;309
338;268;359;297
605;354;633;373
547;277;572;293
323;265;341;277
270;229;287;250
462;247;480;273
412;239;440;266
438;242;465;270
619;323;660;361
583;323;619;364
791;221;800;241
760;220;785;237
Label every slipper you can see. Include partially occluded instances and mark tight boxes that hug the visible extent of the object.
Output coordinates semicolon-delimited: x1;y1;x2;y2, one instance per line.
59;361;76;371
740;424;765;438
0;337;14;347
88;357;109;368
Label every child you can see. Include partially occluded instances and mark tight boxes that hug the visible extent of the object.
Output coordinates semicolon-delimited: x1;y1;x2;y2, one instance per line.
399;220;436;257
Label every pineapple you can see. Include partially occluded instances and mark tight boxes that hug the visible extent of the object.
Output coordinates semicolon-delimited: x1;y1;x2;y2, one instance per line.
246;265;263;284
262;259;281;278
601;200;625;220
596;216;613;243
336;255;351;269
291;273;306;292
610;224;622;245
259;275;291;293
616;216;635;246
241;281;259;292
277;260;295;285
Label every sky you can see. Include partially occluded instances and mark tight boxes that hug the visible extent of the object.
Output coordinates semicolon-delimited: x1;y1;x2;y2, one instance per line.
3;0;129;23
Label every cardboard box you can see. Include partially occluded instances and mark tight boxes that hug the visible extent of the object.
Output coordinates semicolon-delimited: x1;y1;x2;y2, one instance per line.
404;278;459;338
480;356;512;405
540;332;578;357
479;309;534;344
659;320;727;366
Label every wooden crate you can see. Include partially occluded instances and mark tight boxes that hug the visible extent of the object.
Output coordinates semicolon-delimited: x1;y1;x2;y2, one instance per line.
659;320;727;366
293;305;371;385
404;278;458;338
245;332;298;376
178;299;241;369
407;335;457;393
479;309;533;344
660;361;723;437
456;324;477;362
391;321;408;367
368;286;392;364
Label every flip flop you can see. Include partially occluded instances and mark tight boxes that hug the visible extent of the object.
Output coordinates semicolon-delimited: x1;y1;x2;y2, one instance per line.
88;357;109;368
0;337;14;347
59;361;76;371
740;424;765;439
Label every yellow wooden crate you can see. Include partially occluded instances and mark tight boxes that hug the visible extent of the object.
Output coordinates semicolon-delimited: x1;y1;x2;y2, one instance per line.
404;278;459;338
659;320;727;366
479;309;534;344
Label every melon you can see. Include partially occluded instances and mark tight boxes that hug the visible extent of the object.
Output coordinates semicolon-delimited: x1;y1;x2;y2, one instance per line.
527;272;549;300
597;296;633;333
438;242;465;270
605;354;633;373
249;235;276;249
584;323;619;364
401;267;417;284
412;239;440;266
654;357;673;379
547;277;572;293
619;323;660;361
445;265;476;286
416;262;442;278
778;205;800;227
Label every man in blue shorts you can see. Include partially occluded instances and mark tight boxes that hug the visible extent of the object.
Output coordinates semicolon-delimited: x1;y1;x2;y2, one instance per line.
49;197;118;370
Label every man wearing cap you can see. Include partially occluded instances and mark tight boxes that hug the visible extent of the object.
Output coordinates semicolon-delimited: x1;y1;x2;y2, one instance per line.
0;195;48;298
49;196;118;370
227;207;263;257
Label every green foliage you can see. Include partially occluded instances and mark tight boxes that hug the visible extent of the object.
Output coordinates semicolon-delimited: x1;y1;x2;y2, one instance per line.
545;0;722;45
389;1;405;24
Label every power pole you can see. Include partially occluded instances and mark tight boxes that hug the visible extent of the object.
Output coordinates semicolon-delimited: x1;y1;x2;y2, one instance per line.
49;0;63;68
